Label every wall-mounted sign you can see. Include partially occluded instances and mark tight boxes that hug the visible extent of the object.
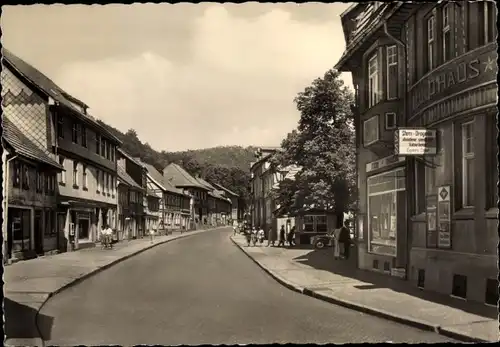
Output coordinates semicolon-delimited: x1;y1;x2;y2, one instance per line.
394;128;437;156
366;155;405;173
426;195;438;248
437;186;452;249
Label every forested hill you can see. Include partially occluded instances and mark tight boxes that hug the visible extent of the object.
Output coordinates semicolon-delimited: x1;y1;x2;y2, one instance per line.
97;120;257;207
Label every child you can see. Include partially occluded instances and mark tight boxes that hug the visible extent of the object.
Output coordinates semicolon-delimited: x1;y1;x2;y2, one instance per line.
258;227;265;245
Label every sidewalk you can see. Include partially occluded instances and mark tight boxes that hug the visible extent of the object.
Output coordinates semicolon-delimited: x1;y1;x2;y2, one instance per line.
4;227;226;347
231;235;499;343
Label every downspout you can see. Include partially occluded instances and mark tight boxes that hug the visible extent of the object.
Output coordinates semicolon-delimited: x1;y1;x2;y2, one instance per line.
383;22;411;280
2;152;19;263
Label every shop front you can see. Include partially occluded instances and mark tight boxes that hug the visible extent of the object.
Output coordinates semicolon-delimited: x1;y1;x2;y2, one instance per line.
359;166;408;276
7;207;33;260
295;211;338;245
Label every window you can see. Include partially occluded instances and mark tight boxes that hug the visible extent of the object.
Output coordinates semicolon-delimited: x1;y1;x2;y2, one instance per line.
95;134;101;155
22;165;30;190
486;115;498;208
386;45;398;100
303;215;314;232
58;156;66;184
82;165;88;189
385;112;396;130
367;168;405;257
73;161;79;187
478;1;496;45
36;172;43;193
110;146;115;162
462;121;475;207
81;126;87;148
96;169;101;192
316;216;328;233
363;115;379;146
442;5;451;62
12;160;21;188
452;274;467;299
72;122;79;144
368;53;380;107
44;209;55;236
101;139;106;158
57;116;64;138
427;16;436;71
485;278;499;306
425;163;437;196
105;173;109;194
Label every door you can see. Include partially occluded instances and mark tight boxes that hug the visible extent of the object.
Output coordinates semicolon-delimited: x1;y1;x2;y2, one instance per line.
78;219;90;240
34;210;44;255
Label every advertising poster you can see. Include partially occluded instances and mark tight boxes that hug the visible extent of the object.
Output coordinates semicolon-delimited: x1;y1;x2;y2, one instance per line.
426;195;438;248
437;186;451;249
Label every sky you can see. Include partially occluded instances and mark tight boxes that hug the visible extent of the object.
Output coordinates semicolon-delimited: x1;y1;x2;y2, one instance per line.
1;3;353;152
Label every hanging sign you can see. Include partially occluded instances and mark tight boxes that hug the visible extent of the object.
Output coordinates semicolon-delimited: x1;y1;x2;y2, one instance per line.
437;186;452;249
395;128;437;155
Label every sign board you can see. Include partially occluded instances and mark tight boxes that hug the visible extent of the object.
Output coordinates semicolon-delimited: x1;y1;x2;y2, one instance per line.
437;186;452;249
426;195;438;248
394;128;437;156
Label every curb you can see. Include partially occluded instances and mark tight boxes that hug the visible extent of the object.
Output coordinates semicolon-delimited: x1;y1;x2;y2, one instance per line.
230;236;491;343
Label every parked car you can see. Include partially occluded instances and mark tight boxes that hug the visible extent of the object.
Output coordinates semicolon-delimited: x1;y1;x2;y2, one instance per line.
310;234;334;249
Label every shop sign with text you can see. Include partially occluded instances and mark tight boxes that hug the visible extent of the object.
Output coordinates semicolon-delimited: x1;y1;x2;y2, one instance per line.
395;128;437;156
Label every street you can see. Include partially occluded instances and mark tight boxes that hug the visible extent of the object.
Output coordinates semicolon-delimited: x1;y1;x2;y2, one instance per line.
38;228;457;345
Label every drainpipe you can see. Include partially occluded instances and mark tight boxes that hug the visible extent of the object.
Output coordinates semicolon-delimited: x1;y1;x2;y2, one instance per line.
2;153;19;263
383;22;411;280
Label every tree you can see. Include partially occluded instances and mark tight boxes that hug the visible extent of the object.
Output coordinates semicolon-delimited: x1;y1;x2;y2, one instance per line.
271;68;356;215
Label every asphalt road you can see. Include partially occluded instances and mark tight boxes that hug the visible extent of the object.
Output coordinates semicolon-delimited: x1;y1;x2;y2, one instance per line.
39;228;457;345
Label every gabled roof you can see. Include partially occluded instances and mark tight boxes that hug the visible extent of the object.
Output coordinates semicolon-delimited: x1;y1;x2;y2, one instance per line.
117;148;144;168
212;182;238;197
163;163;208;190
117;165;143;190
195;176;216;191
141;162;185;195
2;117;63;170
2;48;121;144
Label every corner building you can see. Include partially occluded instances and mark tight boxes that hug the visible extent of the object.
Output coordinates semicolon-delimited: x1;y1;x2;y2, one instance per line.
337;2;498;305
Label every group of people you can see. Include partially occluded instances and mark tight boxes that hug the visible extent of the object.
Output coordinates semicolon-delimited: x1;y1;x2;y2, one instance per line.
330;221;352;260
234;221;296;248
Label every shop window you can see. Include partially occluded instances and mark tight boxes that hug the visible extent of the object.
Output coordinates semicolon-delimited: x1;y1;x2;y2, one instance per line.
82;165;88;189
58;156;66;184
452;274;467;299
368;52;381;107
81;126;87;148
95;134;101;155
442;5;452;63
484;278;499;306
22;165;30;191
385;112;396;130
367;168;405;257
303;215;314;232
72;122;79;144
10;208;32;252
426;15;436;72
57;116;64;138
417;269;426;289
372;259;379;270
386;45;398;100
461;121;475;207
12;160;21;188
73;161;79;188
383;261;390;272
363;115;379;146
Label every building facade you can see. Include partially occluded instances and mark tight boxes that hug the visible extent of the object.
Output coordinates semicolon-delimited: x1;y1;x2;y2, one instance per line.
212;182;240;222
337;2;498;304
2;118;62;262
2;49;121;252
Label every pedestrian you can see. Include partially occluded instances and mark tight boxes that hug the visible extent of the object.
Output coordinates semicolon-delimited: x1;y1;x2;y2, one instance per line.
277;225;286;247
244;227;252;247
233;220;238;236
251;227;258;246
339;221;352;260
333;227;341;260
267;226;276;247
287;226;296;247
258;227;265;245
149;227;156;244
104;224;114;249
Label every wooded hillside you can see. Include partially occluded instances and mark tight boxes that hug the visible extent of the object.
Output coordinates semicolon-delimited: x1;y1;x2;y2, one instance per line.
97;121;256;208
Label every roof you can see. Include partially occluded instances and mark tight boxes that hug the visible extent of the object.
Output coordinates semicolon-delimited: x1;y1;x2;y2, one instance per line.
141;162;185;195
212;182;238;197
163;163;208;190
146;188;161;198
2;117;63;170
2;48;121;144
117;165;143;190
117;148;144;168
195;176;216;191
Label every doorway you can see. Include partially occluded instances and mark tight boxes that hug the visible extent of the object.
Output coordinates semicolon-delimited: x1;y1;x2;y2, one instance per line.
78;219;90;240
34;210;44;255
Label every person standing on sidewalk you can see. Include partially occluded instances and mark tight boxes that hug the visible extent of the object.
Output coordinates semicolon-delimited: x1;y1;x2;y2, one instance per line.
277;225;286;247
287;226;296;247
267;226;276;247
338;221;352;260
333;227;341;260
